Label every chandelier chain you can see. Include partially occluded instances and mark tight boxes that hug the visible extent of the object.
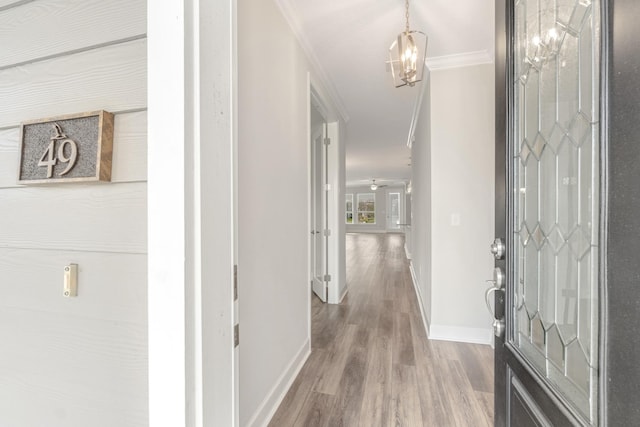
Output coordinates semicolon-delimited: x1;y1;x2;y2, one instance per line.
405;0;410;32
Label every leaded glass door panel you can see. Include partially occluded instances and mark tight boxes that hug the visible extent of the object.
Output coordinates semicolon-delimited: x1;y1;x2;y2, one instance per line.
514;0;600;422
492;0;614;425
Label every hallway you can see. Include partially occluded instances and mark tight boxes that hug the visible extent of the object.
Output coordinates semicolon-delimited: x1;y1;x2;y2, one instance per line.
269;233;494;426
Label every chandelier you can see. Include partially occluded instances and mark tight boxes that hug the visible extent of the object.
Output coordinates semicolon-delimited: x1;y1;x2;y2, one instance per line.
388;0;427;88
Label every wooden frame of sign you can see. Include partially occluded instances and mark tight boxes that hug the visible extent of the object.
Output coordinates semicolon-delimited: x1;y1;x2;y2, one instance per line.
17;110;114;184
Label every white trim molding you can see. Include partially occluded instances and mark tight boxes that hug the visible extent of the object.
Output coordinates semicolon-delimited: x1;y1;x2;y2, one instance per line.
409;262;492;346
409;262;431;338
148;0;236;425
247;340;311;427
273;0;349;122
426;50;493;71
428;324;493;346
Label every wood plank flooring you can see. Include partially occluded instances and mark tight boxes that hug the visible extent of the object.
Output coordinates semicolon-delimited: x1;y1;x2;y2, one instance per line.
269;233;494;426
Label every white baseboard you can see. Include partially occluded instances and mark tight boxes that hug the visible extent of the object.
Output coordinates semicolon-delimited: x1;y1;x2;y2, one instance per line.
404;243;412;260
409;262;430;336
428;324;493;345
409;262;491;346
345;229;387;234
328;283;348;304
247;339;311;427
338;286;349;303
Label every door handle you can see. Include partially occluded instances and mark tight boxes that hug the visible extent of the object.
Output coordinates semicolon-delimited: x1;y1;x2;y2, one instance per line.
485;267;505;337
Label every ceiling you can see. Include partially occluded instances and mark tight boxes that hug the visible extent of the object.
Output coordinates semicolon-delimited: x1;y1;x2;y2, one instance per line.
276;0;495;187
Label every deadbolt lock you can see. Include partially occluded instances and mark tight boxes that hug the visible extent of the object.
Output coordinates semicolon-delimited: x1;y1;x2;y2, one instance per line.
490;238;506;260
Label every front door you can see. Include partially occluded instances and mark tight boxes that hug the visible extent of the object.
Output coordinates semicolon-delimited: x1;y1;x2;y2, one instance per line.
493;0;640;425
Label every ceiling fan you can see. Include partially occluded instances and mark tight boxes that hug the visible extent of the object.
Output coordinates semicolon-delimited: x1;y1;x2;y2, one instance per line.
370;179;387;191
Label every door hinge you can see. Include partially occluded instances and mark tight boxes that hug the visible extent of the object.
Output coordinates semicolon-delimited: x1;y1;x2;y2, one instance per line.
233;265;238;301
324;137;331;146
234;324;239;348
323;274;332;282
323;229;331;237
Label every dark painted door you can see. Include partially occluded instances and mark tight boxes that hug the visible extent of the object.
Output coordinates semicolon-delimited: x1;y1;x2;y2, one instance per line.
493;0;640;425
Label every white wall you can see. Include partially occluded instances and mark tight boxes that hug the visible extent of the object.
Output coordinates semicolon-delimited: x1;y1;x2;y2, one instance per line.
410;78;433;326
411;63;495;344
0;1;148;426
345;186;406;233
237;0;345;424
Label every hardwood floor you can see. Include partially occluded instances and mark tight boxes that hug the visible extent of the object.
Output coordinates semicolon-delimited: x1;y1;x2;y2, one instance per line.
269;233;494;426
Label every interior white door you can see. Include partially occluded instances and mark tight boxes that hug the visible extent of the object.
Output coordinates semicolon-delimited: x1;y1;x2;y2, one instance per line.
310;125;327;302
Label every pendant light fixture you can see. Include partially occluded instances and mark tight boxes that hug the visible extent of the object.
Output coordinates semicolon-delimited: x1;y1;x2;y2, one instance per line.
388;0;427;88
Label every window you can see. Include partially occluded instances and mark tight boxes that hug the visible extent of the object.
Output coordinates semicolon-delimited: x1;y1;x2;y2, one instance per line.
345;194;353;223
357;193;375;224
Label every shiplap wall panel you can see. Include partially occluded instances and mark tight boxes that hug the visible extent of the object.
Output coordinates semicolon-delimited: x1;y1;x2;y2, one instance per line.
0;0;25;9
0;0;148;424
0;183;147;253
0;0;146;68
0;248;147;324
0;307;147;427
0;111;147;188
112;110;148;182
0;38;146;128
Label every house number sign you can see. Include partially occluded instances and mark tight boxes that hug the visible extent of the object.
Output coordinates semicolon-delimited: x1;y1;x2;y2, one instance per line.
18;110;114;184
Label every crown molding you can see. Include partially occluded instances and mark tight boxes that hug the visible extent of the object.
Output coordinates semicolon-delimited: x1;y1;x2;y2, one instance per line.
273;0;350;122
426;50;494;71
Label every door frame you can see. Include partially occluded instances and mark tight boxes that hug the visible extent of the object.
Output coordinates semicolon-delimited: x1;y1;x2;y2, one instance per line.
307;78;346;306
309;116;328;302
148;0;237;425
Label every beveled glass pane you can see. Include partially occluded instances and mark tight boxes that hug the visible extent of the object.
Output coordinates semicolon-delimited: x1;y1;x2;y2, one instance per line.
525;70;540;142
557;34;580;130
532;224;545;249
569;113;590;147
525;156;539;229
578;248;594;359
557;139;579;234
539;145;557;233
518;161;527;228
539;57;558;139
556;245;578;343
515;0;528;79
548;123;565;153
566;340;590;395
579;17;595;120
580;128;596;244
568;1;591;34
556;0;576;26
518;305;531;342
569;226;590;260
511;0;599;421
525;242;540;317
539;244;556;329
532;315;545;352
517;82;527;144
547;325;565;370
547;226;566;253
